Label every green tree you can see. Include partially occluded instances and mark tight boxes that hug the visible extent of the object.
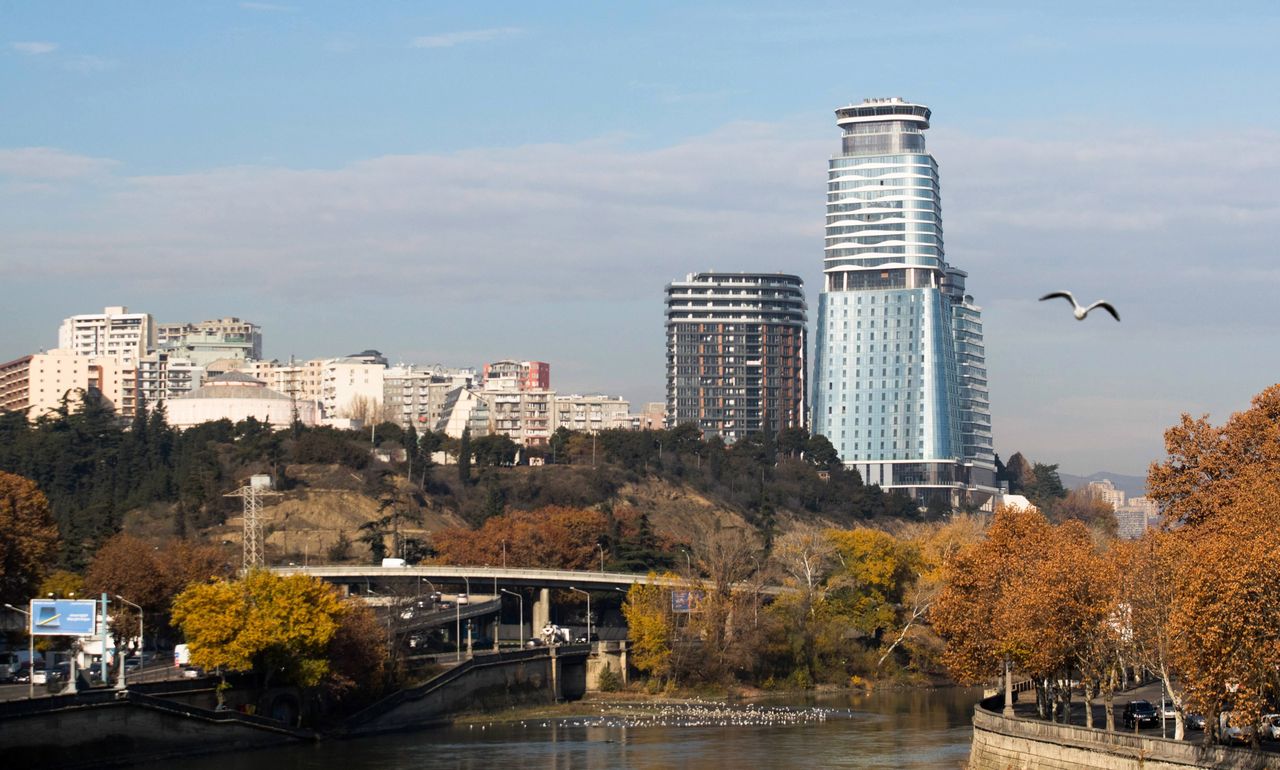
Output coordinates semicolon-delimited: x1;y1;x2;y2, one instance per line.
458;427;472;484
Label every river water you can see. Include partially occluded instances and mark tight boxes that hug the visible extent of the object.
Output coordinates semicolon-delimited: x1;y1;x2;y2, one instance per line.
149;687;981;770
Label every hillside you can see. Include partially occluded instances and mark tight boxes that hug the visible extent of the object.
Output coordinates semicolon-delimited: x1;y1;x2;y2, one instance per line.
132;462;852;565
1058;470;1148;499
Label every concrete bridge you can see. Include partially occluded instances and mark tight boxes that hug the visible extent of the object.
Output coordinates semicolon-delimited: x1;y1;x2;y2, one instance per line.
272;564;778;637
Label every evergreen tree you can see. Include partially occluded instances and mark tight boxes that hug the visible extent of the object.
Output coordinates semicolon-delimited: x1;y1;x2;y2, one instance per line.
458;427;472;484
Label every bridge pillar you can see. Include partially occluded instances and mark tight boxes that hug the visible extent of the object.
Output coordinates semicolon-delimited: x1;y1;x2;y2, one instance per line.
532;587;551;633
549;644;563;702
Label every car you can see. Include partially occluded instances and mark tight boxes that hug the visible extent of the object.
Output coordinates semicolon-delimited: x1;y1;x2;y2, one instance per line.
181;665;204;679
123;658;143;674
30;668;49;685
1220;712;1257;744
1260;714;1280;740
1122;700;1160;729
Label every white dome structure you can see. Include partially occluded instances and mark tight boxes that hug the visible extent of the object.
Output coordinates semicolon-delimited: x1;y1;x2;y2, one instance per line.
166;371;319;430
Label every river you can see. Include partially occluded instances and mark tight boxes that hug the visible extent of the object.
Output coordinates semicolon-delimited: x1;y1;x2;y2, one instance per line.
144;687;981;770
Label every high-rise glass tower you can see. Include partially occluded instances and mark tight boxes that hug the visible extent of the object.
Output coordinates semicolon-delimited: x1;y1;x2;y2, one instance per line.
812;98;995;506
666;272;807;443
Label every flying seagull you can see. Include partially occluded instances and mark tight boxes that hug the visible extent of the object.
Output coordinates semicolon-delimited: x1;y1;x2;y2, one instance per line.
1039;291;1120;321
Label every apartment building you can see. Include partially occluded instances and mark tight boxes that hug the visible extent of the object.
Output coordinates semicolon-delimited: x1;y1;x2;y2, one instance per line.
483;360;550;391
57;306;155;365
155;317;262;365
554;394;632;433
383;365;476;430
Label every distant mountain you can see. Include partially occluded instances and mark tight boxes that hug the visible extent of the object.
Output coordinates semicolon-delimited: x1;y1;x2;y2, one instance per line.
1059;470;1147;499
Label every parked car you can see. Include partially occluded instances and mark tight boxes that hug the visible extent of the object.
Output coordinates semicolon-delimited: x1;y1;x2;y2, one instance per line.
1122;700;1160;729
1186;712;1206;730
30;668;49;685
1221;712;1256;744
1259;714;1280;740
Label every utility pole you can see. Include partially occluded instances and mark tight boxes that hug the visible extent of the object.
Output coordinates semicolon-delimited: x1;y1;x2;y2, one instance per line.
225;475;281;571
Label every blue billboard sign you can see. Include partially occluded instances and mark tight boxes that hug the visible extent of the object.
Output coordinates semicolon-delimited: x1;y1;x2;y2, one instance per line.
671;590;704;614
30;599;98;636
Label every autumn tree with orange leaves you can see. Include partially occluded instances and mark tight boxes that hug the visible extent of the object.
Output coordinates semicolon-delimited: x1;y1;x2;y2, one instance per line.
0;471;60;605
1145;384;1280;746
932;506;1117;723
432;506;608;569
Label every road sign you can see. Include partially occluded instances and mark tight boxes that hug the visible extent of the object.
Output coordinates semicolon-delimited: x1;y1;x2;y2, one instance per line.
30;599;98;636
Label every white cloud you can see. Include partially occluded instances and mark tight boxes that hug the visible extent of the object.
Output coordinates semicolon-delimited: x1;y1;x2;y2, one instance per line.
2;123;1278;474
411;27;524;49
11;41;57;55
0;147;118;179
62;54;118;73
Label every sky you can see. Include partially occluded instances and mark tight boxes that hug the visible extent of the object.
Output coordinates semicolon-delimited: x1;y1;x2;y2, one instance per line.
3;1;1279;477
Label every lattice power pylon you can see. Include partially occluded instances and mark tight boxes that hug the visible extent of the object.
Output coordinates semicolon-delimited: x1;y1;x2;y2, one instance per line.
225;475;281;571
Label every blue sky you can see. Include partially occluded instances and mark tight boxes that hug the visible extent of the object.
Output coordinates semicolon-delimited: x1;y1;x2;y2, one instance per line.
3;1;1279;475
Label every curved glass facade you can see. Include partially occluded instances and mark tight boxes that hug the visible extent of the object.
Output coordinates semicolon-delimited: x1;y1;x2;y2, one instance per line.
813;99;996;506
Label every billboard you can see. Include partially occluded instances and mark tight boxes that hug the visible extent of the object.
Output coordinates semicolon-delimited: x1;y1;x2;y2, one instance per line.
30;599;98;636
670;590;704;613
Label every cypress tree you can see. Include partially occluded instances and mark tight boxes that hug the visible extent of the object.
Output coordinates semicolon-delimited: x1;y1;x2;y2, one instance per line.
458;427;471;484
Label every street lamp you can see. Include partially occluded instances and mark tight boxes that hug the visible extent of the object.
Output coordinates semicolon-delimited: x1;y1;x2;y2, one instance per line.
114;594;143;690
3;603;32;699
500;589;524;648
455;576;472;661
679;547;692;574
595;543;606;573
568;586;591;650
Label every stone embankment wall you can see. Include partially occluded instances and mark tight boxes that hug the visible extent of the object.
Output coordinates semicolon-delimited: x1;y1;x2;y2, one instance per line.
969;697;1280;770
343;646;587;736
0;689;314;769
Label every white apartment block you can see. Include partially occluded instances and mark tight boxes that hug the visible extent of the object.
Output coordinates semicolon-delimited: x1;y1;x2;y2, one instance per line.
553;394;632;433
485;384;554;447
239;357;385;423
58;306;155;365
136;351;205;408
1086;479;1126;510
383;365;476;431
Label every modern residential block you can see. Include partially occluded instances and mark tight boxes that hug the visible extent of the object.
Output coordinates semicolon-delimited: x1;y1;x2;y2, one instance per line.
665;272;807;443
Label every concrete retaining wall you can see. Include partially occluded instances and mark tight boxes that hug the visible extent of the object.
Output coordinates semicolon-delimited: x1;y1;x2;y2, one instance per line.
969;698;1280;770
0;691;313;769
344;646;587;736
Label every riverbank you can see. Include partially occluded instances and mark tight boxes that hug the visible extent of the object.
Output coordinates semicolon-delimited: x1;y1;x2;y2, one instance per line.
451;679;965;726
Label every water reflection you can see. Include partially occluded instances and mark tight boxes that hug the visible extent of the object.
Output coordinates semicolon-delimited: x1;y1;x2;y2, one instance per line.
137;687;981;770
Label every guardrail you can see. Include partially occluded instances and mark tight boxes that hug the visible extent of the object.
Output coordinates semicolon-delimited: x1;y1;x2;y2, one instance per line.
972;695;1280;769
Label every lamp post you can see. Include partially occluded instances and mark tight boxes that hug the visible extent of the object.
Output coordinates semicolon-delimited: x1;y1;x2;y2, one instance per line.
464;576;472;657
3;603;32;700
596;543;606;573
568;586;591;650
114;594;142;690
679;547;692;574
500;589;524;648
